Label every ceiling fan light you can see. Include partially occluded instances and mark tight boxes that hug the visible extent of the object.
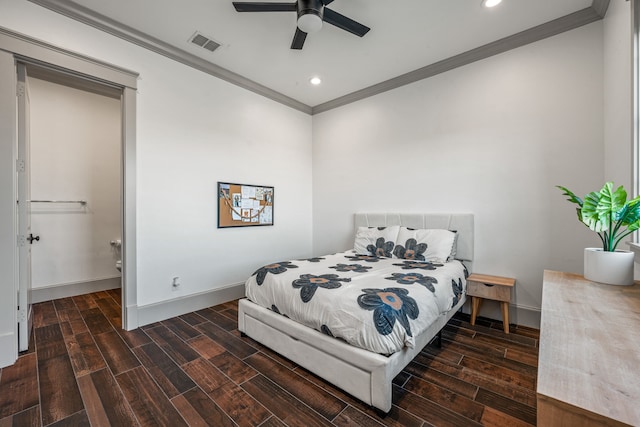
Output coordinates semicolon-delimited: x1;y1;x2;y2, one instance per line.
482;0;502;7
298;13;323;33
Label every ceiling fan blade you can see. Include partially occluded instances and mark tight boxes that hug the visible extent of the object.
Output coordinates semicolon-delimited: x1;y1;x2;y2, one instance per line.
291;28;308;49
321;0;335;5
323;8;370;37
233;2;297;12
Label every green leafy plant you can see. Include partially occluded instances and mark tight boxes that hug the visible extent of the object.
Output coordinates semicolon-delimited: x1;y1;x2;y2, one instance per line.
557;182;640;251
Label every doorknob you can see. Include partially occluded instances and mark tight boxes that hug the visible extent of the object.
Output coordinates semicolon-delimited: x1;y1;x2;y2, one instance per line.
27;233;40;244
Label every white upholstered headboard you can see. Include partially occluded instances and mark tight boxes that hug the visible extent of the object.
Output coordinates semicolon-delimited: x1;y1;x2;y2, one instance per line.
354;213;474;262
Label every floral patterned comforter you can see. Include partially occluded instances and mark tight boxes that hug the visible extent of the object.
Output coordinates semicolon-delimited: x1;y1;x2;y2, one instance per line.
245;251;468;355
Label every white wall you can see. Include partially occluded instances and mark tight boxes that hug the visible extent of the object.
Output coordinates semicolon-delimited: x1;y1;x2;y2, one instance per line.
29;77;121;289
312;23;605;326
0;0;313;313
133;58;313;307
603;0;632;191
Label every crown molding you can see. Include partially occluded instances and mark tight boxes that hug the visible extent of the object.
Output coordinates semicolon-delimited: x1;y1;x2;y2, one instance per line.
27;0;312;114
591;0;611;18
28;0;608;116
313;5;605;114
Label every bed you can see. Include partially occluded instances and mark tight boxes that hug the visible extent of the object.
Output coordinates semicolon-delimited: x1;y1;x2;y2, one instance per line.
238;212;474;413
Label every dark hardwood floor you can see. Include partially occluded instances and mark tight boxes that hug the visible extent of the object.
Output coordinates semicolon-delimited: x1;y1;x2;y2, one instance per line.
0;290;539;426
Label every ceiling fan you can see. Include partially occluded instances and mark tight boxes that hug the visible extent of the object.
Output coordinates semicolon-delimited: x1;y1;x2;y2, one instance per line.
232;0;370;50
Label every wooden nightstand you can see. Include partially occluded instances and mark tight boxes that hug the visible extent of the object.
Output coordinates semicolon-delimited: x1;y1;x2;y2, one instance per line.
466;273;515;334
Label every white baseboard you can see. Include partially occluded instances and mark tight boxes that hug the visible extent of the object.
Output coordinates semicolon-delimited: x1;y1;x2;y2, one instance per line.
123;304;139;331
31;276;121;304
461;299;541;329
510;304;542;329
136;282;245;327
0;331;18;368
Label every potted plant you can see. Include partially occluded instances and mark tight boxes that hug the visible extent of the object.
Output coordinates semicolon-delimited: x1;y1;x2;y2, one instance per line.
557;182;640;285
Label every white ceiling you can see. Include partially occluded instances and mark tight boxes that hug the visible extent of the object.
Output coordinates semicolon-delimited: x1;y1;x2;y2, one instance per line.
35;0;597;109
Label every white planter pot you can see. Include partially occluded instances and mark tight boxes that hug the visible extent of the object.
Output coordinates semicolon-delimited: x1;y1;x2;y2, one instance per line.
584;248;635;286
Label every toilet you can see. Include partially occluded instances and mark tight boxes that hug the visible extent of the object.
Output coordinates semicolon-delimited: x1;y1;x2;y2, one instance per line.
111;239;122;272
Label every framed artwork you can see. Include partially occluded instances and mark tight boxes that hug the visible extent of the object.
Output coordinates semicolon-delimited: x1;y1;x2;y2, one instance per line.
218;182;274;228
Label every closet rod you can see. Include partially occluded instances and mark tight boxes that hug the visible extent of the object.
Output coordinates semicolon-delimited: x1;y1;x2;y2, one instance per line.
30;200;87;205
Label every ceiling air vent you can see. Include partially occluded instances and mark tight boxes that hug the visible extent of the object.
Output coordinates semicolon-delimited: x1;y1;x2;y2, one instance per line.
189;32;221;53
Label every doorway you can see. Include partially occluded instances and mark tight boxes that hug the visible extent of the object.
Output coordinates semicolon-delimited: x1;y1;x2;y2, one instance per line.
17;62;124;351
0;30;138;367
27;68;123;302
0;28;139;367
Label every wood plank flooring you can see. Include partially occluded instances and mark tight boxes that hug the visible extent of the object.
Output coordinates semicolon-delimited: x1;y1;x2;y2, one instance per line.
0;290;539;426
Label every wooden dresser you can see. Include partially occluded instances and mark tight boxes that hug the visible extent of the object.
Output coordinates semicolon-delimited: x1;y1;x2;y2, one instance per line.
537;270;640;426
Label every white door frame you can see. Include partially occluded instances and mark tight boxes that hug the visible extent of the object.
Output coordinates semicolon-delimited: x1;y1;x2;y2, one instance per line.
0;28;139;367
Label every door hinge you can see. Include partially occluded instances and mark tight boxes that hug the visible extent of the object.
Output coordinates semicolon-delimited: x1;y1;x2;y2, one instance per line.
17;308;27;323
17;235;26;247
16;159;25;173
16;82;25;97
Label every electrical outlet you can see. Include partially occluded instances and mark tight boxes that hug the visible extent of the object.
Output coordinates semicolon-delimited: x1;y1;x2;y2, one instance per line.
172;276;180;291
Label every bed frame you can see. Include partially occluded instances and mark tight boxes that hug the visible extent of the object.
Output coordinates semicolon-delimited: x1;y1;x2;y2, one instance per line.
238;213;474;413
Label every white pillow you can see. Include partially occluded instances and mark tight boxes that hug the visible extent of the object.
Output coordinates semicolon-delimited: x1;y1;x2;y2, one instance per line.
353;225;400;257
449;231;459;260
393;227;457;262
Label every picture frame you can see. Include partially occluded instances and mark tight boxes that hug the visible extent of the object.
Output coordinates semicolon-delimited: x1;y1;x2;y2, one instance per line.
218;182;274;228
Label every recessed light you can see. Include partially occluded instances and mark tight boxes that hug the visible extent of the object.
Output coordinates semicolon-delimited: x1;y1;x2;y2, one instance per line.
482;0;502;8
310;77;322;85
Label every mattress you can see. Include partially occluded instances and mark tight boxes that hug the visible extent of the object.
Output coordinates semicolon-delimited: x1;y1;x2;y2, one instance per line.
245;250;468;355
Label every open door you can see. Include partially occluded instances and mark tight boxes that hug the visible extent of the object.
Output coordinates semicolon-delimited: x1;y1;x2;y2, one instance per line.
17;62;33;352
